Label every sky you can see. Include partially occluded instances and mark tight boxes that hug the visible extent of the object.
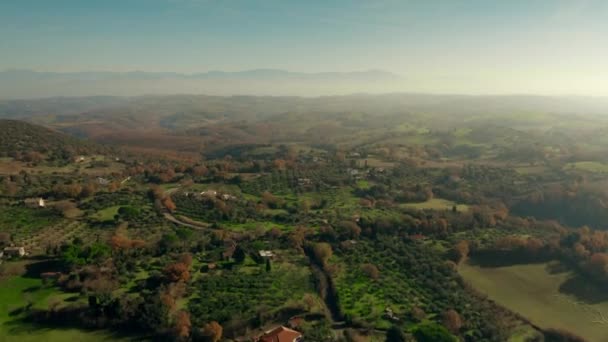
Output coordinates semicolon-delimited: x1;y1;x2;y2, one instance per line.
2;0;608;95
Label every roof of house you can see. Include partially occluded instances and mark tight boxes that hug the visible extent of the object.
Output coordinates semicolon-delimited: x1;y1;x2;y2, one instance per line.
259;326;302;342
259;250;275;257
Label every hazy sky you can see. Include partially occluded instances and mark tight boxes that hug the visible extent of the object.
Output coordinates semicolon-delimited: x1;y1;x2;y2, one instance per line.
2;0;608;95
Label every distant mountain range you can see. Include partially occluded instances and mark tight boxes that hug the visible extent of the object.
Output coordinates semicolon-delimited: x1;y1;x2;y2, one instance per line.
0;69;405;99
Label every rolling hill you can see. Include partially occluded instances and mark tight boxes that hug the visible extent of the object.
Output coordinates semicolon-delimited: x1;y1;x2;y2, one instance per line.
0;119;108;162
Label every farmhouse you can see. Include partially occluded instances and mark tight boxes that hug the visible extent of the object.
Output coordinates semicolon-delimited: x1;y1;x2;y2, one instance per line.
3;246;26;258
258;250;276;258
347;168;359;176
297;178;312;186
24;197;45;208
221;193;237;201
256;326;302;342
97;177;110;185
200;190;218;197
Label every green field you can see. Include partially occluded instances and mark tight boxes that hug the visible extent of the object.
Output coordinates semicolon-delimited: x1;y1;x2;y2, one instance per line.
565;161;608;173
460;262;608;341
90;205;121;222
0;275;125;342
402;198;469;212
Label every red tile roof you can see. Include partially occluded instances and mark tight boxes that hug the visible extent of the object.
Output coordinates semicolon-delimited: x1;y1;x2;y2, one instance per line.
258;326;302;342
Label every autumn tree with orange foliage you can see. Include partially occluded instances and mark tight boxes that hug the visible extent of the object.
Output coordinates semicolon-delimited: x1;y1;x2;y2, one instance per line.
273;159;286;170
192;165;208;177
178;253;193;268
110;234;146;250
164;262;191;283
441;309;463;334
450;240;469;264
110;224;146;250
199;321;223;342
172;310;192;341
162;196;177;212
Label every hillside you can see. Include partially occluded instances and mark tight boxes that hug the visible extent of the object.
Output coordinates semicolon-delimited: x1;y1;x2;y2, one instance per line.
0;119;108;163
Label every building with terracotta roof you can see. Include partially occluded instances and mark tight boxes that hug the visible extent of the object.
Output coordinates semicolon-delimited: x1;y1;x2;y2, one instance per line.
256;326;302;342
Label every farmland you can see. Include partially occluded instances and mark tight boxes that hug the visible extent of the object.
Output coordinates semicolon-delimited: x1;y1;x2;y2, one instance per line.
401;198;469;212
460;262;608;341
0;273;126;342
3;94;608;341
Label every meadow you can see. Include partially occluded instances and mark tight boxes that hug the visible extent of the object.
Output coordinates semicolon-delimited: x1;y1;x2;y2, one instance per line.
565;161;608;173
0;273;125;342
459;262;608;341
401;198;469;212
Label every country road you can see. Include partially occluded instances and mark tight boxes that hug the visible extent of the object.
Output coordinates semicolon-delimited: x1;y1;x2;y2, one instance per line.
162;186;211;231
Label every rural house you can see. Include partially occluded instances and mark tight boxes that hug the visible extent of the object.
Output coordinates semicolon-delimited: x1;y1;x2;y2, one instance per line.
3;246;26;258
297;178;312;186
200;190;218;197
258;250;276;258
256;326;302;342
24;197;45;208
97;177;110;185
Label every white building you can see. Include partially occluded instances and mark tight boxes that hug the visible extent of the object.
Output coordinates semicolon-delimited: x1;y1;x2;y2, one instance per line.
3;246;26;258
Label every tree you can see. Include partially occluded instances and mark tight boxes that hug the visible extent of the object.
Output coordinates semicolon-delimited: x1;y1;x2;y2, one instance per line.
265;258;272;272
273;159;286;170
338;221;362;240
450;240;469;264
201;321;223;342
234;246;246;264
176;228;194;248
118;206;140;220
173;310;192;341
80;183;97;198
299;199;311;214
361;263;380;280
262;191;283;209
162;196;177;212
385;325;406;342
411;306;426;322
413;322;457;342
2;180;19;196
0;232;10;247
138;292;171;333
192;165;208;177
312;243;333;267
441;309;463;334
164;262;190;283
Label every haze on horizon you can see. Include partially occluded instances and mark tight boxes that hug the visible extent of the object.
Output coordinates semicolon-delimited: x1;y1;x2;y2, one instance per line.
2;0;608;97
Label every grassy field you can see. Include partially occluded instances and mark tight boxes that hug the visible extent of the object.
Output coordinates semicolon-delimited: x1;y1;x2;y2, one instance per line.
401;198;469;212
460;262;608;341
0;274;126;342
90;205;121;222
565;161;608;173
514;165;549;175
